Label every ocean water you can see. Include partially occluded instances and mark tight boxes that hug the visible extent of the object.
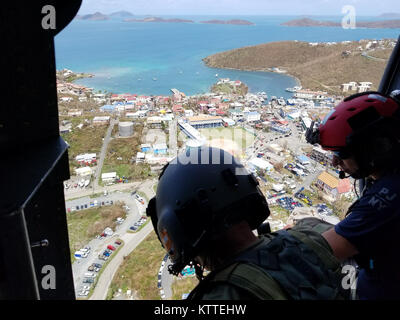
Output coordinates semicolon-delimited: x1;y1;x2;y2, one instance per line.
54;15;400;98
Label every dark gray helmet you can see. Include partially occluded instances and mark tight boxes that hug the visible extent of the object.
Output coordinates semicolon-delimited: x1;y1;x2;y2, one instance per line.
146;146;270;275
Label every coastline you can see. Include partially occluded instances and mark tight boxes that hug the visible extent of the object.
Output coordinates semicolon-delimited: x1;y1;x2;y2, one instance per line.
202;63;302;92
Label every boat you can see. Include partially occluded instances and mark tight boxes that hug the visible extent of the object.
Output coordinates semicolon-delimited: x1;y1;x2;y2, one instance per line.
153;78;157;81
215;73;218;77
285;86;302;92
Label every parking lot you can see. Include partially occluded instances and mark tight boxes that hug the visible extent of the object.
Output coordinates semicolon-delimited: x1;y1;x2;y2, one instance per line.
68;189;148;298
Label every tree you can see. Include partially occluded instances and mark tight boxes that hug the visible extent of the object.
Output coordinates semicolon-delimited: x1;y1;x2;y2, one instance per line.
273;161;284;173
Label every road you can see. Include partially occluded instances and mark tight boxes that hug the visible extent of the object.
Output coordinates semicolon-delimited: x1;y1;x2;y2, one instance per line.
93;117;117;190
67;177;158;300
89;222;154;300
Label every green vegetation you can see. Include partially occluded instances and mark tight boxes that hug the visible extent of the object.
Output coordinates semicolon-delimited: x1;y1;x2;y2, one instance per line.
269;205;290;220
102;122;156;181
211;82;248;96
60;117;107;173
108;232;165;300
203;40;393;94
198;126;256;152
66;203;126;262
171;276;199;300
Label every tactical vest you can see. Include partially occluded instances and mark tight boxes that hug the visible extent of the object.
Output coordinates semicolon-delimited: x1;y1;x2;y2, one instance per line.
188;218;345;300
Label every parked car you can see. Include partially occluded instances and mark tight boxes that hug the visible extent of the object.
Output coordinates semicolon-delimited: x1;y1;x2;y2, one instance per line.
84;272;96;278
83;278;94;283
115;240;122;245
107;245;116;251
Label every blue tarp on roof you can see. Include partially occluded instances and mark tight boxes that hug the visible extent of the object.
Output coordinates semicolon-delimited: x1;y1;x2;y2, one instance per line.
100;104;115;112
297;155;310;163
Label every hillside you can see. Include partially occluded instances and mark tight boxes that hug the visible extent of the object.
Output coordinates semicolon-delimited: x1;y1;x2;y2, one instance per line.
76;12;109;21
203;40;395;93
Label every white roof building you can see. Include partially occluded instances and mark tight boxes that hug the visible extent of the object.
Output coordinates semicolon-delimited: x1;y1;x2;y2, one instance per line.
248;158;273;171
75;167;93;177
101;172;117;182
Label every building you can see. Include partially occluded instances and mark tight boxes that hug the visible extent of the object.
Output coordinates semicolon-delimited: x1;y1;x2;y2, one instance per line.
153;143;168;155
270;125;290;134
140;144;152;153
184;109;194;117
75;166;93;177
267;144;284;155
244;111;261;123
93;116;110;126
75;153;97;164
310;146;333;165
316;171;352;199
222;118;235;127
136;152;145;163
248;158;273;172
187;115;223;129
294;90;327;100
147;116;163;129
68;109;82;117
101;172;117;183
100;104;116;113
300;116;313;130
297;155;310;165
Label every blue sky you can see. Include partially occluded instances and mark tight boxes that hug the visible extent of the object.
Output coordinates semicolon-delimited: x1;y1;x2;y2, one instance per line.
78;0;400;16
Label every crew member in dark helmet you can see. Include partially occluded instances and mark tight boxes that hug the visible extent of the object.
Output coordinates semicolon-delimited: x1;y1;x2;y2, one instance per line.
306;91;400;299
147;146;345;300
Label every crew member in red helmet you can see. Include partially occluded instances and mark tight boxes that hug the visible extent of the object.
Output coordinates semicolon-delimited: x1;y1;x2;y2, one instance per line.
306;91;400;299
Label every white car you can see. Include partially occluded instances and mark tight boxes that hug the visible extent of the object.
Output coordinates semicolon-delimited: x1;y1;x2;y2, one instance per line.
78;290;89;296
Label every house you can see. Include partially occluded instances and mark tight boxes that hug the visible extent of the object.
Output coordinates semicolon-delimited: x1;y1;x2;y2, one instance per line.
172;104;183;114
68;109;82;117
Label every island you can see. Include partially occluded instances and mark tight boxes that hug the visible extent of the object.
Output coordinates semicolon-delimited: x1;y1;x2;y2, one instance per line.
199;19;254;25
108;11;134;18
282;17;400;29
123;17;194;23
76;12;109;21
203;39;396;94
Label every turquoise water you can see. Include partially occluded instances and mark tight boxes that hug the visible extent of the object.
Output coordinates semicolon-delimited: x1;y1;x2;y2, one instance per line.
54;15;400;97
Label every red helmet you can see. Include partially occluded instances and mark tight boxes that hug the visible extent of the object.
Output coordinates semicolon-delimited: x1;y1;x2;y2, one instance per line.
319;92;399;151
